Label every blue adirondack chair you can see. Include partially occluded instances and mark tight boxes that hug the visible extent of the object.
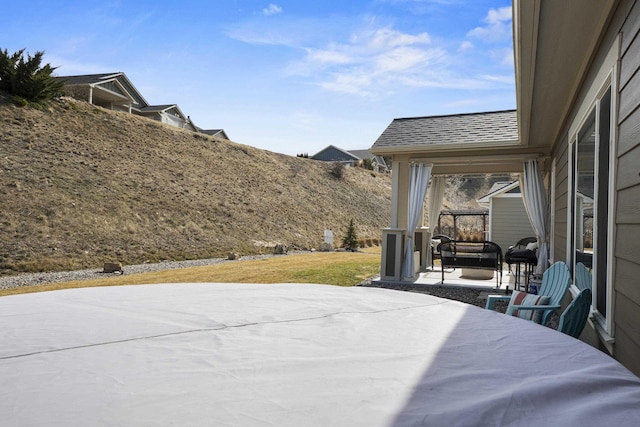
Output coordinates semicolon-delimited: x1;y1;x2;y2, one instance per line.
557;288;592;338
574;262;592;291
486;261;572;326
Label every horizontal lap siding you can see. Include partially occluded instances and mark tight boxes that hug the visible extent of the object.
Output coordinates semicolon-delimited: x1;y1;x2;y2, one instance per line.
614;258;640;376
617;106;640;156
490;198;535;253
553;140;569;263
614;327;640;376
614;0;640;376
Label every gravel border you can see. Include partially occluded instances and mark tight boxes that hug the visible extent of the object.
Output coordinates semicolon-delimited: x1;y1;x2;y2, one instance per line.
0;253;303;291
360;281;490;308
360;280;560;328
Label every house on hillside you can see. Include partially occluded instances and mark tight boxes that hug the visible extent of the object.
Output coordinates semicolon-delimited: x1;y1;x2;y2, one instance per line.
57;72;196;131
138;104;193;130
348;149;389;172
477;181;535;253
370;0;640;377
199;129;230;140
311;145;388;172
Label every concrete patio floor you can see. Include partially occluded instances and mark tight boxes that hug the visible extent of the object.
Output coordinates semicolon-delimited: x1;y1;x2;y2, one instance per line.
369;266;529;293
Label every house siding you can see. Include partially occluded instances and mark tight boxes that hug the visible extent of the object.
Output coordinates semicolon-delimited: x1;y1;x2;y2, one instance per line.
550;0;640;375
489;197;535;253
552;139;569;264
312;146;358;163
615;0;640;376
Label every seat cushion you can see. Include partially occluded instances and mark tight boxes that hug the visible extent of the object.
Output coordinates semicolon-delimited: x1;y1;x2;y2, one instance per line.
525;241;539;252
505;248;537;264
507;291;551;323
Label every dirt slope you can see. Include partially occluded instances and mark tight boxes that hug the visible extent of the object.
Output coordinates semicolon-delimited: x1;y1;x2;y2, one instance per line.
0;95;392;274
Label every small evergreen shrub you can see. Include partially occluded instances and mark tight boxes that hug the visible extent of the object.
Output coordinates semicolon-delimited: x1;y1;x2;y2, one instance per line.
341;218;359;251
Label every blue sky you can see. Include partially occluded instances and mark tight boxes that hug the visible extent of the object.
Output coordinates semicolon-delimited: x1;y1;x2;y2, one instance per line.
2;0;514;156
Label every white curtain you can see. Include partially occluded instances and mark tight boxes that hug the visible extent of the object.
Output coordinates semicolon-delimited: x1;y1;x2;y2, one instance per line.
521;160;549;275
426;176;446;268
402;163;433;278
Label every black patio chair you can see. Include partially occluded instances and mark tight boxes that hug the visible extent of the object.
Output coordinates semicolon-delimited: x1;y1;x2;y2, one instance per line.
431;234;452;270
505;237;538;291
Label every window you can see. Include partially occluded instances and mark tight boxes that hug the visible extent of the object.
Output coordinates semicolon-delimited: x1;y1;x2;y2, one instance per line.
569;84;614;335
564;35;619;348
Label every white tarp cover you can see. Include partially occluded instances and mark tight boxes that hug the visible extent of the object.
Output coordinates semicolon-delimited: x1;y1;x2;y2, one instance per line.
521;159;550;275
1;283;639;426
427;175;446;268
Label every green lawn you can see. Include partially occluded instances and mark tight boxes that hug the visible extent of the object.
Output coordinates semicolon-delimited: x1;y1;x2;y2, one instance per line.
0;249;381;297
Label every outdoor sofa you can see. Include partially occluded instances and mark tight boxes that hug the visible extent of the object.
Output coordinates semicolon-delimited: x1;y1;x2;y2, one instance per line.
438;240;503;287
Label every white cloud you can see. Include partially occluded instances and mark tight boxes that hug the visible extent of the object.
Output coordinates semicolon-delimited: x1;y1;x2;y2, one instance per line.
396;74;492;90
459;41;473;51
467;6;512;42
479;74;513;85
226;17;321;47
230;12;512;98
226;27;294;46
305;48;353;65
288;26;448;96
320;73;375;96
374;46;442;73
263;4;282;16
366;28;431;48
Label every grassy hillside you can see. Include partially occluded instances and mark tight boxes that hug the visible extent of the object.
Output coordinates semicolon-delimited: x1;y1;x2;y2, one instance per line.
0;94;392;274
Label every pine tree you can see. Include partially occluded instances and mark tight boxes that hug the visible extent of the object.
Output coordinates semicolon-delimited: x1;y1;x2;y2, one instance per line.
0;48;64;103
341;218;359;252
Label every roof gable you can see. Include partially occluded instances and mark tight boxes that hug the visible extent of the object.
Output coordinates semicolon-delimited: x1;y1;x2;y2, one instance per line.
311;145;360;162
57;72;149;108
199;129;230;139
140;104;177;113
56;73;122;85
477;181;521;204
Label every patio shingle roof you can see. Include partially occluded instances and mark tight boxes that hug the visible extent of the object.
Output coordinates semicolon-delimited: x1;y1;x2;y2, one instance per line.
372;109;518;151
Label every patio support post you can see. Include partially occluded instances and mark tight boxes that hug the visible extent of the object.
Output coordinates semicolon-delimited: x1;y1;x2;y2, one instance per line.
380;156;411;280
390;160;401;228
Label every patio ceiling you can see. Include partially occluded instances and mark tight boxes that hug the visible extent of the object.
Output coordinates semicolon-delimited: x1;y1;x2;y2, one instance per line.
91;85;132;104
515;0;617;151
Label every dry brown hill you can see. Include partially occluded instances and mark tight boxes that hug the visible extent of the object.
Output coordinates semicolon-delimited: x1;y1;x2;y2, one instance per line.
0;95;392;274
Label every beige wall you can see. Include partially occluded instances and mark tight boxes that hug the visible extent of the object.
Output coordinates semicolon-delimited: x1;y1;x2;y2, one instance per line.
551;0;640;376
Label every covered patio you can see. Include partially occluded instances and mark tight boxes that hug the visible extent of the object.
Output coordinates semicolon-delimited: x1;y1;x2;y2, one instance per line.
370;110;549;288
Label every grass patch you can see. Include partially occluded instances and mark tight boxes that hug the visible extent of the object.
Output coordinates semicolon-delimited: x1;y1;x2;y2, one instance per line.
0;250;381;297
